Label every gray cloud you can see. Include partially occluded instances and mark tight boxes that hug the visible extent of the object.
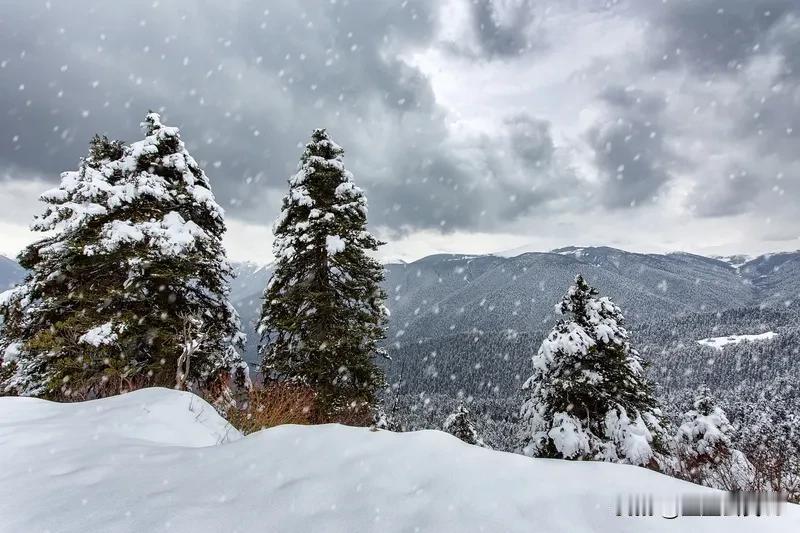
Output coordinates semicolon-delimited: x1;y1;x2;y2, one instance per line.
643;1;797;72
586;87;674;209
470;0;538;57
505;114;555;166
691;165;762;218
604;0;800;220
358;111;571;232
0;0;576;236
1;0;799;255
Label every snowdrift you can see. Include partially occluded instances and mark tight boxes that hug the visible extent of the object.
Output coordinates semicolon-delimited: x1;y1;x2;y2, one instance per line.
0;388;797;533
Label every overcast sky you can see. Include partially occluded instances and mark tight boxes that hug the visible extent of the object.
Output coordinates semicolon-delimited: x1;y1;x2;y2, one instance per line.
1;0;798;263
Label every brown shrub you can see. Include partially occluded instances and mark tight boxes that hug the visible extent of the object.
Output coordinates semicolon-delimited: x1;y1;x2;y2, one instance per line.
322;403;374;427
226;383;317;434
226;383;378;433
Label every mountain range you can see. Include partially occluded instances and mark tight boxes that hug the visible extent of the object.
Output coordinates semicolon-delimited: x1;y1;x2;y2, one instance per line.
3;247;799;395
226;246;797;346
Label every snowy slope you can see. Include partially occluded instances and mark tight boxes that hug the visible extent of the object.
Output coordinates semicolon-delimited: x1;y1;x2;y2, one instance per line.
713;254;753;269
697;331;778;350
1;389;797;533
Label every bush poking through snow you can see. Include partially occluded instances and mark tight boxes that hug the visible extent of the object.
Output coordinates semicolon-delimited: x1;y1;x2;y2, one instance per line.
226;384;317;434
227;382;376;434
443;401;489;447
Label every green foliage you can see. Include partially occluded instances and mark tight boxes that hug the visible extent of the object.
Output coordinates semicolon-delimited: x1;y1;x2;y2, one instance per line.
0;114;246;401
519;275;669;466
259;129;387;414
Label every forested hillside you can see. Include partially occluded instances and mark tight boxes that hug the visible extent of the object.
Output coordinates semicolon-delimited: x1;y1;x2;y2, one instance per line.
7;246;798;398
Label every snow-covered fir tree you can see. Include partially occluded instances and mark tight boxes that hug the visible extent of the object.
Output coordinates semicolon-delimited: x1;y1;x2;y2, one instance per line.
259;129;387;416
443;401;487;447
0;114;247;402
518;275;667;466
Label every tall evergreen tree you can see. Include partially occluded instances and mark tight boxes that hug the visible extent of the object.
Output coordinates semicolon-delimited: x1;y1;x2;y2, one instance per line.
518;275;667;466
259;129;387;416
0;114;247;401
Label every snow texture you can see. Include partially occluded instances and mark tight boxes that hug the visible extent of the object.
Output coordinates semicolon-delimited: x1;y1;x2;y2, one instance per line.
88;212;209;256
1;388;797;532
326;234;346;255
78;322;117;347
697;331;777;350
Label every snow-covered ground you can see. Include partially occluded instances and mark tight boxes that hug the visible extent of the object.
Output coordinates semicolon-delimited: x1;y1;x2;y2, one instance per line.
712;255;753;269
697;331;778;350
0;388;797;533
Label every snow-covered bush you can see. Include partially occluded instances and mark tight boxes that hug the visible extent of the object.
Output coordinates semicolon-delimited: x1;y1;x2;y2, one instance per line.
226;384;317;434
677;386;734;463
443;401;489;447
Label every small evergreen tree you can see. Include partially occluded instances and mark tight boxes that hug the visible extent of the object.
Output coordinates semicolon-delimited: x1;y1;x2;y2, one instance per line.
677;385;734;464
518;275;667;466
0;114;247;401
259;129;387;416
371;405;390;431
443;401;487;447
674;385;755;490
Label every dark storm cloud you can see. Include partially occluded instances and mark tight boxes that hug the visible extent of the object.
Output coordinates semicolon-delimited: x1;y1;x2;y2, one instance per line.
0;0;569;235
358;111;569;231
615;0;800;219
586;87;674;209
765;13;800;80
0;0;437;182
505;114;554;167
691;165;762;218
469;0;537;57
643;0;798;74
2;0;799;244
